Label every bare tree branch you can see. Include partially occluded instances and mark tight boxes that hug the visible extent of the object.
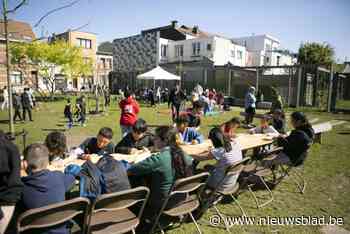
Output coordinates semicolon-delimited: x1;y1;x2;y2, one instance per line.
34;0;80;28
6;0;27;13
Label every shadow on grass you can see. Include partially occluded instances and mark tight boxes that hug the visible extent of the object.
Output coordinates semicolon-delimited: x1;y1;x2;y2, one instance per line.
337;131;350;135
0;119;9;124
42;128;66;132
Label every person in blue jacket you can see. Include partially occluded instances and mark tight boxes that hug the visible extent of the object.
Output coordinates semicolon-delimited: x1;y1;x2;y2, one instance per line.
21;143;75;234
175;115;204;144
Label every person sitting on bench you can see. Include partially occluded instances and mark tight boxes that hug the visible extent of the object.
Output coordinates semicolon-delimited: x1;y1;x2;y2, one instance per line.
115;118;155;154
45;131;68;162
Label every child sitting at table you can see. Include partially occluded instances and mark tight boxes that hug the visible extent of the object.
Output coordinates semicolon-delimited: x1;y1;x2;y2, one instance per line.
199;127;243;191
21;143;75;234
262;112;314;167
127;126;193;228
182;100;204;128
115;118;155;154
219;117;241;139
45;131;67;162
175;115;204;145
248;115;279;135
271;109;286;134
73;127;114;159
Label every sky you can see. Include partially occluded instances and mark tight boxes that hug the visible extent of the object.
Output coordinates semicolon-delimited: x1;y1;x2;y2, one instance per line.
5;0;350;62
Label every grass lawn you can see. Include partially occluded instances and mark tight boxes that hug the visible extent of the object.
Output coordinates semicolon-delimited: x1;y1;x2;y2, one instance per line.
1;99;350;234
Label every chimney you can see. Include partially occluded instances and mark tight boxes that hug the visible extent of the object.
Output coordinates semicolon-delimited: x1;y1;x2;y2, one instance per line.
192;25;199;34
171;20;178;28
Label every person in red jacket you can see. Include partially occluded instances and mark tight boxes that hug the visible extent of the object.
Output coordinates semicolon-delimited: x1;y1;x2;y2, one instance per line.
119;91;140;137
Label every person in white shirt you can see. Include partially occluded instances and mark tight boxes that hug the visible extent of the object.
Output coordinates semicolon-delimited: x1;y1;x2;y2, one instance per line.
249;115;279;136
1;86;8;110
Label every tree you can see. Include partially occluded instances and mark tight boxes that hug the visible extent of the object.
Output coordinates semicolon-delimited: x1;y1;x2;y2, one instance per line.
10;40;92;96
98;41;113;53
298;42;335;65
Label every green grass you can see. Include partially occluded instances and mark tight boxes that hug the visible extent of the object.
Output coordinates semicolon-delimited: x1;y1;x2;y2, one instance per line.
1;100;350;234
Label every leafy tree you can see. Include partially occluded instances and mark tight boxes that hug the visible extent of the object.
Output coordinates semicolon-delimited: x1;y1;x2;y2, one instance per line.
10;40;92;96
298;42;334;65
98;41;113;53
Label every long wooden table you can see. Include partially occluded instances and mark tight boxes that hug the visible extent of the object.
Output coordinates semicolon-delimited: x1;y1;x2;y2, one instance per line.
46;133;274;172
180;133;274;156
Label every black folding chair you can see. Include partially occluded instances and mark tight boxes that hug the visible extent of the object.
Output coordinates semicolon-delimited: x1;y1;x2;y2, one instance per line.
150;172;210;234
17;197;90;234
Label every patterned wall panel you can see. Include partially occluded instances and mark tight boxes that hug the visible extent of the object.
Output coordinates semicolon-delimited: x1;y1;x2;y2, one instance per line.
113;32;158;72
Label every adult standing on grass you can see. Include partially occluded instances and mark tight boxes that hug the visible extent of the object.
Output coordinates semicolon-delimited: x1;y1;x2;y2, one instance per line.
21;88;33;122
119;90;140;137
0;131;23;234
1;86;8;110
77;95;87;127
12;91;22;122
168;83;186;122
244;86;256;128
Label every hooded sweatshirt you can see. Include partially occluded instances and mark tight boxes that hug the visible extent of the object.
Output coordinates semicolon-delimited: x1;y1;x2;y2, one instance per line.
119;96;140;126
21;170;75;234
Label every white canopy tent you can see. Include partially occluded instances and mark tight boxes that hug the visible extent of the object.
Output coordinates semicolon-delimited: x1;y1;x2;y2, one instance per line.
137;66;180;81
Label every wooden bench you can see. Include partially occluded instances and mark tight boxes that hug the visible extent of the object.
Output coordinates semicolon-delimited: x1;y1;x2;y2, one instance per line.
312;122;332;144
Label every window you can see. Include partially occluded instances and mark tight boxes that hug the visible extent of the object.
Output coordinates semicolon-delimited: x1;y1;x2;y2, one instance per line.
207;43;212;51
237;50;243;59
265;57;270;65
10;72;22;85
231;50;235;58
276;56;280;66
192;42;200;56
175;45;184;57
161;44;168;58
76;38;92;49
108;59;112;69
101;58;106;69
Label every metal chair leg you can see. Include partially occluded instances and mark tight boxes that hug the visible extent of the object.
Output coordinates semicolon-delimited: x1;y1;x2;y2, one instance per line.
188;212;202;234
212;205;231;233
291;168;306;194
230;194;248;217
247;176;274;209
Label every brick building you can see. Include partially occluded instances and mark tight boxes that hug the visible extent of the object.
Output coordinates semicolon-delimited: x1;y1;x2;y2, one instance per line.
0;19;37;90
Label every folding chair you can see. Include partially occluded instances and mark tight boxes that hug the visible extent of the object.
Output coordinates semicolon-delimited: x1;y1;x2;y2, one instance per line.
16;197;90;234
208;157;250;233
276;148;311;194
87;186;150;234
242;148;283;209
150;172;210;234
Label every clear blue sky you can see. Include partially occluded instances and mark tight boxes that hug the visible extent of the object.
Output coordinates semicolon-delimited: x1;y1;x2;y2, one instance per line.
6;0;350;61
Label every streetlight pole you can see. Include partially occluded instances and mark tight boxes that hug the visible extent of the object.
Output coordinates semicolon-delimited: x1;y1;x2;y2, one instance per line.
2;0;14;134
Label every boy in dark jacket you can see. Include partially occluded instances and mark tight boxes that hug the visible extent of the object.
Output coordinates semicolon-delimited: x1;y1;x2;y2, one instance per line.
0;131;23;234
115;118;155;154
21;88;33;122
21;143;75;234
73;127;115;160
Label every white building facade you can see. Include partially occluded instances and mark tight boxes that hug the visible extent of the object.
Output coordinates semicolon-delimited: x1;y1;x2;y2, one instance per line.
232;34;296;74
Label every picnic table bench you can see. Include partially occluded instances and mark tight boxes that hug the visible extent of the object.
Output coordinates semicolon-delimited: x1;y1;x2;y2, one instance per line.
312;122;332;144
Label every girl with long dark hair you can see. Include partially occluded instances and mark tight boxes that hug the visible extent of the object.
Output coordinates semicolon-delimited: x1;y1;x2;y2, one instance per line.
263;111;314;167
128;126;193;221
